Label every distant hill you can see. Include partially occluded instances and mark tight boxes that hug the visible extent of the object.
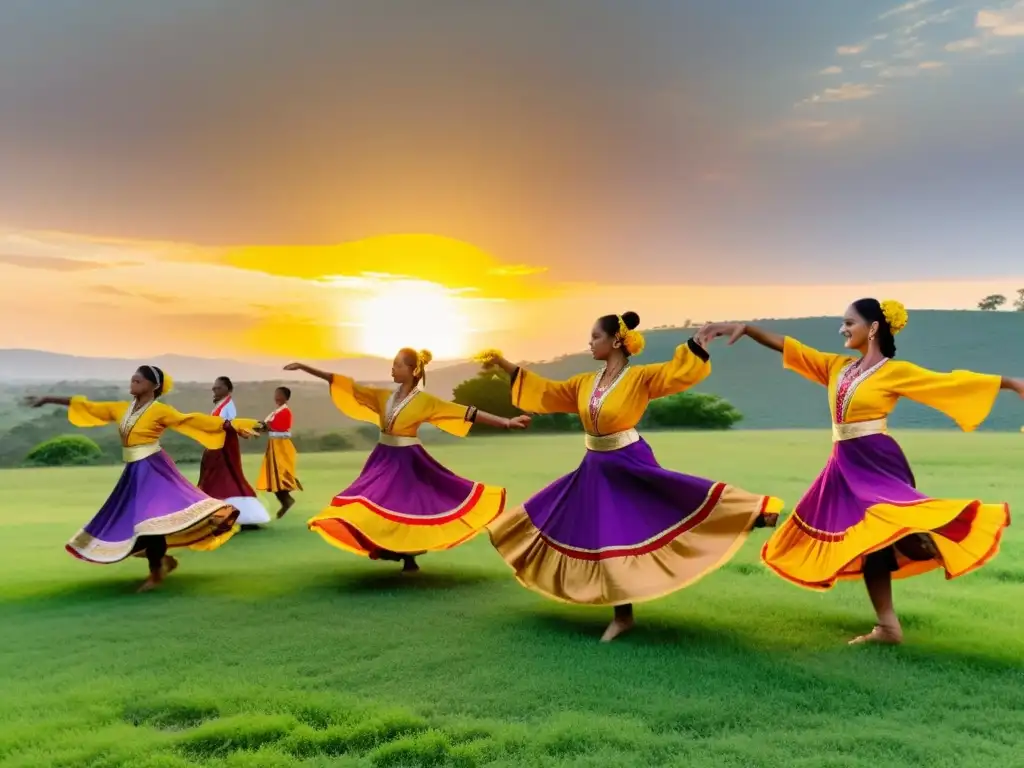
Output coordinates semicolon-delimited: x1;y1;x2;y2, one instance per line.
1;311;1021;449
0;349;461;384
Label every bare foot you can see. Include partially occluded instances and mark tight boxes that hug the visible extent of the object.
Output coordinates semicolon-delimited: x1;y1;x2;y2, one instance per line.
848;624;903;645
276;496;295;519
401;556;420;573
137;556;178;593
600;617;635;643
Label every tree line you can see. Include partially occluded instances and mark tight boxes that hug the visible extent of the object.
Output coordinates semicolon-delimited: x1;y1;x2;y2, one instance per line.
16;371;743;467
978;289;1024;311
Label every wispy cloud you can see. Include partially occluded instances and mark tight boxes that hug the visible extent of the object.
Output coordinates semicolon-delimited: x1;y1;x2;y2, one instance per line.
0;253;127;272
750;118;865;145
945;36;983;51
837;44;867;55
799;82;881;104
879;0;935;21
917;59;946;69
819;65;843;75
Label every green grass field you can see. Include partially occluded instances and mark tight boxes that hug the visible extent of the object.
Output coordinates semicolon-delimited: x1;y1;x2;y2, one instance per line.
1;431;1022;767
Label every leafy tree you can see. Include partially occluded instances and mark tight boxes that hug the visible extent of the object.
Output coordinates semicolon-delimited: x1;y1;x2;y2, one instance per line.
452;370;522;431
641;391;742;430
1014;289;1024;312
978;294;1006;311
25;434;103;466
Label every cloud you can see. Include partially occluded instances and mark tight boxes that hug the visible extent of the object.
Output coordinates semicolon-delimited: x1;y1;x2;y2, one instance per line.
837;44;867;55
917;60;945;69
799;83;881;104
977;2;1024;36
861;60;885;68
93;285;177;304
819;65;843;75
879;0;934;20
0;253;122;272
945;36;983;51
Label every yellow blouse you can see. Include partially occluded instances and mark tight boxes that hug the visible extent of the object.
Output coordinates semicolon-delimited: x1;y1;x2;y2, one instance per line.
782;336;1001;431
68;396;260;449
510;339;710;435
328;374;477;438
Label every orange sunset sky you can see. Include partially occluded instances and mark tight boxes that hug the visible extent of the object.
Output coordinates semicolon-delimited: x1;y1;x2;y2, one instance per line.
2;2;1022;364
2;227;1022;364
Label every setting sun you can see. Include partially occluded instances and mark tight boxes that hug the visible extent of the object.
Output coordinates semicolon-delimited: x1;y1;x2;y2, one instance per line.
354;278;473;360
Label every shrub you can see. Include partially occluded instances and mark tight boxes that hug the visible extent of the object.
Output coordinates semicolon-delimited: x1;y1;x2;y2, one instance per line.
25;434;103;467
641;392;742;430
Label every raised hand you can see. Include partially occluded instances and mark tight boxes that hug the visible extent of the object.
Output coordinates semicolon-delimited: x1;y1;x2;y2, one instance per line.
282;362;304;371
22;396;46;408
698;322;747;346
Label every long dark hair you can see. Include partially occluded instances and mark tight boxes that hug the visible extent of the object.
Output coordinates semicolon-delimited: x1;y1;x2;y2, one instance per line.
851;298;896;358
597;311;641;358
138;365;167;398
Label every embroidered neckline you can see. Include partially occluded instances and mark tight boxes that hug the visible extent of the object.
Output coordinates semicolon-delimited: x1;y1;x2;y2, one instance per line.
384;387;419;434
119;398;154;444
587;364;630;435
834;357;888;423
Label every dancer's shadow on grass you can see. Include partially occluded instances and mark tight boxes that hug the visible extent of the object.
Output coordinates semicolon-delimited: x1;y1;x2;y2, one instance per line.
323;566;500;595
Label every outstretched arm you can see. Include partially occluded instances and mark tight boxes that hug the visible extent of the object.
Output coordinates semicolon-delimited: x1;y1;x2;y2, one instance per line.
283;362;332;382
1000;377;1024;396
697;322;784;353
473;410;531;430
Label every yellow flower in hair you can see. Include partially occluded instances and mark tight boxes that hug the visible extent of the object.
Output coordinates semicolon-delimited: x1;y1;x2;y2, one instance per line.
161;372;175;396
880;299;908;335
414;349;433;376
472;348;503;367
616;317;645;356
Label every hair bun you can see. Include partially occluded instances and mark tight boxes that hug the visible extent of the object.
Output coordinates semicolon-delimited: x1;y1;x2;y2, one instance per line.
418;350;433;366
621;311;640;330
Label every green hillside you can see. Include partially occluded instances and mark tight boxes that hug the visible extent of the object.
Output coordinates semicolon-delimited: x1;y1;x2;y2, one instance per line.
1;311;1021;467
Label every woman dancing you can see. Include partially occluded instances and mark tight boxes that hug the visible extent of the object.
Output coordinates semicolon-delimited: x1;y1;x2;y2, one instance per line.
256;386;302;518
479;311;783;642
197;376;271;530
698;298;1021;645
289;349;530;572
24;365;260;592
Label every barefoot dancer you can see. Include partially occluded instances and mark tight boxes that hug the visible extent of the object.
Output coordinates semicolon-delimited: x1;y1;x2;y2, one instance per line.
291;349;530;572
699;299;1021;645
256;386;302;518
480;312;783;642
197;376;271;530
23;366;260;592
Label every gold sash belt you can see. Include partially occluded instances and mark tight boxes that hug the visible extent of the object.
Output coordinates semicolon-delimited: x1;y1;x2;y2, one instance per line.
122;442;162;463
584;428;640;452
268;431;292;438
378;433;422;447
832;418;888;442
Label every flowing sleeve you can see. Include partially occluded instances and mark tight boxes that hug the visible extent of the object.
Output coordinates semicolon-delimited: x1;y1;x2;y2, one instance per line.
636;338;712;399
890;361;1002;432
782;336;850;387
328;374;389;426
509;368;584;415
67;396;126;427
156;404;260;449
420;393;477;438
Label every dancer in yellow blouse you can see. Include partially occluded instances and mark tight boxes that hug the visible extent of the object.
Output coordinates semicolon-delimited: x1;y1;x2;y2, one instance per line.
289;349;530;572
479;311;783;642
699;298;1022;644
24;365;260;592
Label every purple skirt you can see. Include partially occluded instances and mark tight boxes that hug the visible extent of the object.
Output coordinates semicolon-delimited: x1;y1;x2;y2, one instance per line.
488;437;778;606
763;432;1011;588
339;443;478;514
309;443;506;557
525;439;723;550
66;450;238;564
